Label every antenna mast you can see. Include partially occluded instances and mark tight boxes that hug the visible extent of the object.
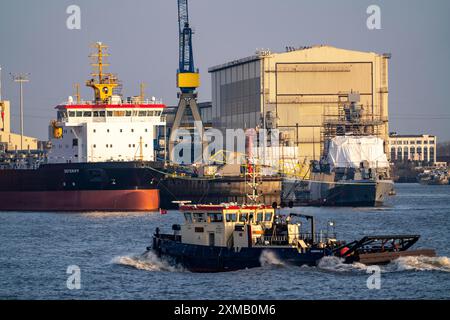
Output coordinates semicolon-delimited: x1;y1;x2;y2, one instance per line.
10;73;30;150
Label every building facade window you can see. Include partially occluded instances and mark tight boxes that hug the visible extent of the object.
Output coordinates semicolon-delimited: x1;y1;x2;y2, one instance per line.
397;147;402;161
410;147;415;160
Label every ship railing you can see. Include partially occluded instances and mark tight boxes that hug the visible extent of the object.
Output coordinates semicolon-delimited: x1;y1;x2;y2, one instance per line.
61;98;164;105
300;232;337;243
261;236;288;245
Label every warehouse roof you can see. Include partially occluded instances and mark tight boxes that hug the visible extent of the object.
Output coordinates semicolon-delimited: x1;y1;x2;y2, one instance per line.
208;45;389;73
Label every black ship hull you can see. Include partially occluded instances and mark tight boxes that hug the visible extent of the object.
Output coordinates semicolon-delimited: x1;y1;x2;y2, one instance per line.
158;176;282;209
0;161;163;211
151;235;329;272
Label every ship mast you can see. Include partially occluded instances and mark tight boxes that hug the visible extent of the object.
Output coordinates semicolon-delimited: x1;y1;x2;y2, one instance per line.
86;42;119;103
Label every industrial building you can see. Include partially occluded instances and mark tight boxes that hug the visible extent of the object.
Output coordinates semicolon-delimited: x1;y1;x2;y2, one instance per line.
208;45;390;163
0;100;38;152
389;134;437;164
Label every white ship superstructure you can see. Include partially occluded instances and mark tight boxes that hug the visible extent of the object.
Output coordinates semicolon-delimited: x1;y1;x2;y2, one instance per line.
47;42;166;164
48;100;165;163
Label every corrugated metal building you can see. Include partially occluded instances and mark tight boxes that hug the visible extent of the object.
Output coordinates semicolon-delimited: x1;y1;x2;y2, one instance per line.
208;45;390;162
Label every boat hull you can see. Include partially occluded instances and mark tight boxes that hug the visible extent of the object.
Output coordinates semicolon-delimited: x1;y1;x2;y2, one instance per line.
0;189;159;212
0;161;162;212
152;236;329;272
321;180;393;207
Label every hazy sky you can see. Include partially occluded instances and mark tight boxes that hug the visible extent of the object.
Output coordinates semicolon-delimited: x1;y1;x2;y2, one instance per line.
1;0;449;141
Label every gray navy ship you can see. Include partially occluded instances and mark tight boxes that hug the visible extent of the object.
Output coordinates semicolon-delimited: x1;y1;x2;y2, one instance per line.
284;136;394;207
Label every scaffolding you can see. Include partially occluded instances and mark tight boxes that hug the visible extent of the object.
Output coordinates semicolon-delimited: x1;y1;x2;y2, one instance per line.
321;92;384;157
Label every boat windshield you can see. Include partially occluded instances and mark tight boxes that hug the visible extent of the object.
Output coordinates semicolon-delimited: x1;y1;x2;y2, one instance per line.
193;213;205;223
264;212;273;222
239;213;248;222
207;213;223;223
256;212;264;222
226;213;237;222
184;212;192;223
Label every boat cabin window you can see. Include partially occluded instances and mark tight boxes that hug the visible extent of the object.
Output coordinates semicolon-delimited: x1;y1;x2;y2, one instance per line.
256;212;264;222
183;212;192;223
239;213;248;223
226;213;237;222
126;110;132;117
83;111;92;117
192;213;205;223
264;212;273;222
57;111;68;120
207;213;223;223
113;111;125;117
76;111;83;117
68;111;76;117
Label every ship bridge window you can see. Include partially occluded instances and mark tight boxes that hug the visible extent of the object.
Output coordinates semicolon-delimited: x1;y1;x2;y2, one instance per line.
83;111;92;117
68;111;76;117
256;212;264;222
239;213;248;223
207;213;223;223
126;110;132;117
226;213;237;222
57;111;67;120
147;111;154;116
107;111;113;117
76;111;82;117
264;212;273;222
113;111;125;117
193;213;205;223
184;212;193;223
139;111;146;117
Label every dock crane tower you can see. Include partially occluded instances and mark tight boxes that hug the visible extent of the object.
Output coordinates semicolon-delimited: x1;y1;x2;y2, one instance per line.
169;0;205;162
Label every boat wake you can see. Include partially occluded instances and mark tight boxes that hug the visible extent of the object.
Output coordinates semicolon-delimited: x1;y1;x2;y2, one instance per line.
259;250;286;267
113;251;185;272
386;255;450;273
317;255;450;273
317;256;368;273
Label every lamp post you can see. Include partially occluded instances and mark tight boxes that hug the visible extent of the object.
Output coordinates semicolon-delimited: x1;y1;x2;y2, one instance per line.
10;73;30;151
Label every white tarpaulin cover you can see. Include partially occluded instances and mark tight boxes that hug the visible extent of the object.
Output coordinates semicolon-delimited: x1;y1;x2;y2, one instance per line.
327;136;389;170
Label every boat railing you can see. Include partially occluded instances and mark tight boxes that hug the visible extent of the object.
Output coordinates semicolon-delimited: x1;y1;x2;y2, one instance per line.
259;231;337;246
61;98;164;105
261;235;288;245
300;232;337;243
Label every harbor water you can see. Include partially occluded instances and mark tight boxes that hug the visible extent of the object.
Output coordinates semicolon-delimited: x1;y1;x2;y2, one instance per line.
1;184;449;300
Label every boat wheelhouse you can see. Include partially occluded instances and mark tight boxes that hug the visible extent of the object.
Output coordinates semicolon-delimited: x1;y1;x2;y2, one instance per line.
175;204;331;250
48;42;166;164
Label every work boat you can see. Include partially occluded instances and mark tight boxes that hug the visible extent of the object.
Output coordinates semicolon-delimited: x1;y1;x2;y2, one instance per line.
149;204;436;272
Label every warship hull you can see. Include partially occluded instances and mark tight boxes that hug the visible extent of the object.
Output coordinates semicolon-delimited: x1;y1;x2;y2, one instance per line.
283;178;394;207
